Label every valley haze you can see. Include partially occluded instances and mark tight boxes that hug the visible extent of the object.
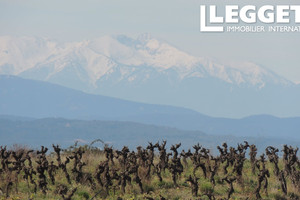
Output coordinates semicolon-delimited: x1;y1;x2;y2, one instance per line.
0;75;299;148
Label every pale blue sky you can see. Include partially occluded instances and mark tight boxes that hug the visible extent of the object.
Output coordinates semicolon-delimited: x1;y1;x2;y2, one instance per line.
0;0;299;83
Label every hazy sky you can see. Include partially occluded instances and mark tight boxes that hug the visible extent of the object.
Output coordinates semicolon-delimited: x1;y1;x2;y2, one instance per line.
0;0;300;83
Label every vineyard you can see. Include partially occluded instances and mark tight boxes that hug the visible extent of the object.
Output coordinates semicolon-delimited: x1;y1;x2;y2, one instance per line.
0;141;299;200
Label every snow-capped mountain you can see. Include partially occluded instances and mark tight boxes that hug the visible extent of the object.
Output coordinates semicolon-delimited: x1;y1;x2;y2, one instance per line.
0;34;292;88
0;36;57;74
0;34;299;117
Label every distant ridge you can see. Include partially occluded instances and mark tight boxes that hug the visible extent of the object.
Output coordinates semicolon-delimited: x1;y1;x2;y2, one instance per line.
1;75;300;141
0;117;297;154
0;75;198;118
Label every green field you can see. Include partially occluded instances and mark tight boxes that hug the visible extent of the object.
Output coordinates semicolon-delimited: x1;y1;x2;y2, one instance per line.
0;141;299;200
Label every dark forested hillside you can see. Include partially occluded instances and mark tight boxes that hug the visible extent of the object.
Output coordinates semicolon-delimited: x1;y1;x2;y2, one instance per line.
0;117;298;154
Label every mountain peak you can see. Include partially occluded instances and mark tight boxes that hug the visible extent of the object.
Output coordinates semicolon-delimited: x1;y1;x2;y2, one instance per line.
136;33;156;44
0;35;299;117
0;34;293;89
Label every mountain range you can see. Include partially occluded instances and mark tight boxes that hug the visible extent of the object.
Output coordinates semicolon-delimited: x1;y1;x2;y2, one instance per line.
1;75;299;142
1;34;299;117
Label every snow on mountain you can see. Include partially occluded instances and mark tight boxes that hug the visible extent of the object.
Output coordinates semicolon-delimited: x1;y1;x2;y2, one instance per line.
1;34;299;118
0;34;293;90
0;36;57;74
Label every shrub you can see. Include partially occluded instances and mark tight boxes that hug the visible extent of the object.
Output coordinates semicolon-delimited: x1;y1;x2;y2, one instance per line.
200;182;214;194
77;191;90;199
